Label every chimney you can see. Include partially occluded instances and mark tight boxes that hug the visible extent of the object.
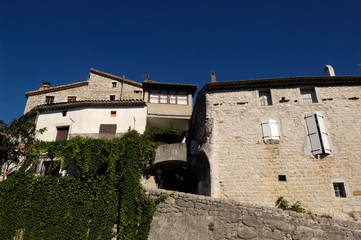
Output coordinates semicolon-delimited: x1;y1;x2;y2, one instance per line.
38;82;51;90
325;65;335;77
210;70;216;82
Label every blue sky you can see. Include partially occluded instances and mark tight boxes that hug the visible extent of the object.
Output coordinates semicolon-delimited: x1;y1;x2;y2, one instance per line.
1;0;360;124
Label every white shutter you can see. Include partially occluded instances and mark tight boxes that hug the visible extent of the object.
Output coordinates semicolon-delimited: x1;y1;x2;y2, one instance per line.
305;113;323;155
261;119;279;142
315;113;332;155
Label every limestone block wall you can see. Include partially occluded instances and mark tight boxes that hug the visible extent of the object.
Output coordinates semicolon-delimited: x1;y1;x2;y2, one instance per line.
193;85;361;219
146;188;361;240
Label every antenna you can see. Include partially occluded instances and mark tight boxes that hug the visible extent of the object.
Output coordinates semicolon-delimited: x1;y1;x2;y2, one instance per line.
141;73;150;80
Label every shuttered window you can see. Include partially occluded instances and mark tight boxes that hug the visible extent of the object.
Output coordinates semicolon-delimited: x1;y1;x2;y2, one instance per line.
99;124;117;134
305;113;331;155
56;127;69;141
261;119;279;143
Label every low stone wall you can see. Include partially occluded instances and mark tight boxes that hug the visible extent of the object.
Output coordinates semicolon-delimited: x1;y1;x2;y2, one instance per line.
145;188;361;240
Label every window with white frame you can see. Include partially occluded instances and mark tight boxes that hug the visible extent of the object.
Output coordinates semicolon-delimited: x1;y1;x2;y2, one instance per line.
160;91;168;103
301;88;317;103
149;91;159;103
259;90;272;106
305;113;331;155
177;91;188;105
169;91;177;104
261;119;279;143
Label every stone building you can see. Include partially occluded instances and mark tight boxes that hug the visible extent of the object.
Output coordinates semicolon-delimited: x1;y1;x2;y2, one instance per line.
189;69;361;219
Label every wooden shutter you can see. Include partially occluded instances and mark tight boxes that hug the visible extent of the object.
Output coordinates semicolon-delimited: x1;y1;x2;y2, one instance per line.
315;113;332;154
305;113;323;155
99;124;117;134
56;127;69;141
261;119;279;142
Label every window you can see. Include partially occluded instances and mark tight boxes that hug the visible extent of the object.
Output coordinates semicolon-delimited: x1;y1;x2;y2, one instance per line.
110;95;115;101
149;91;159;103
62;110;67;117
99;124;117;134
333;183;346;198
56;126;69;141
149;90;188;105
169;91;176;104
278;175;287;182
177;91;188;105
305;113;331;155
110;111;116;117
46;96;54;104
261;119;279;143
68;96;76;102
112;82;117;88
259;90;272;106
301;89;317;103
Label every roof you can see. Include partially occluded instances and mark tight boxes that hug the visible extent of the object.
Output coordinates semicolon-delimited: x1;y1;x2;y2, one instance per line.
89;68;142;87
25;81;89;97
203;76;361;91
142;81;198;94
24;100;146;118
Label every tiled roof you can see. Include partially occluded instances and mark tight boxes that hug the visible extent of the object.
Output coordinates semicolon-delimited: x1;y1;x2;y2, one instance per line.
25;81;89;97
90;68;142;87
24;100;146;117
203;76;361;91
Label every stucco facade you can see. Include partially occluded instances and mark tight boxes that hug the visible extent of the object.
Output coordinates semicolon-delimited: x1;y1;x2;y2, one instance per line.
190;76;361;219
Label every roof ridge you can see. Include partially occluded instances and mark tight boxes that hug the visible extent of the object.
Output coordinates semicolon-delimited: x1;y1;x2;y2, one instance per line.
89;68;142;87
25;81;89;97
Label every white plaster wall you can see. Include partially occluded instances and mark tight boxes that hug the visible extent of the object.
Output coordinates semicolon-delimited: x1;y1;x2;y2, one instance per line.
35;106;147;141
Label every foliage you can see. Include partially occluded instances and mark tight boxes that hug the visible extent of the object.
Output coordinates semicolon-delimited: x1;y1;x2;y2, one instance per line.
149;121;184;144
275;196;306;213
0;130;160;240
0;118;45;179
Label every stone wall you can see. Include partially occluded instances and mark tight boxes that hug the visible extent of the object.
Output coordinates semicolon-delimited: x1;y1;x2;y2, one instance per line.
191;85;361;219
146;188;361;240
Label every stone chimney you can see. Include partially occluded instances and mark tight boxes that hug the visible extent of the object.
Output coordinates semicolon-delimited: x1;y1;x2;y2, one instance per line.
325;65;335;77
38;82;51;90
210;70;216;82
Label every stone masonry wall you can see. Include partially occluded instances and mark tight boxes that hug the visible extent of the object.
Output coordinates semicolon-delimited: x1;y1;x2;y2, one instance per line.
146;188;361;240
194;85;361;219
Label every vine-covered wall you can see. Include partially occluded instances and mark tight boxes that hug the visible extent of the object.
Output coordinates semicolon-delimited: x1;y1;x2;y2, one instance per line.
0;130;159;240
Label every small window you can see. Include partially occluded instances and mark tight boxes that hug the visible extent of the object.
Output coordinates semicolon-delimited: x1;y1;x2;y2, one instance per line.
110;95;115;101
56;126;69;141
149;91;159;103
68;96;76;102
333;183;346;198
301;88;317;103
177;91;188;105
110;111;116;117
278;175;287;181
62;110;67;117
160;91;168;103
259;90;272;106
169;91;176;104
112;82;117;88
46;96;54;104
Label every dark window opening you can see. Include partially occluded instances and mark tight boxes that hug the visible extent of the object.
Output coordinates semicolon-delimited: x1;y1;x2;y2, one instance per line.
278;175;287;181
301;88;317;103
56;126;69;141
259;90;272;106
112;82;117;88
110;111;116;117
99;124;117;134
62;110;67;117
333;183;346;198
46;96;54;104
110;95;115;101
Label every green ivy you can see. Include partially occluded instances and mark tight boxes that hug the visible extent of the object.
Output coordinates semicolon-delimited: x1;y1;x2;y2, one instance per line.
0;130;159;240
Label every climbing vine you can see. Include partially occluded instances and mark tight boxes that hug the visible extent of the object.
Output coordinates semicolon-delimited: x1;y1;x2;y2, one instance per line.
0;130;159;240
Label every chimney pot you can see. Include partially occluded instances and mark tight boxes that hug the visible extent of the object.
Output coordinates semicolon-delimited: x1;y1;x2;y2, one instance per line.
38;82;51;90
325;65;336;77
